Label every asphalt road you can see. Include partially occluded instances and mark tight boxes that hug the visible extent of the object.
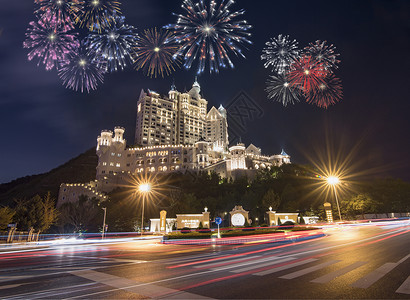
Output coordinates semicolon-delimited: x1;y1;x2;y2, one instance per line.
0;220;409;299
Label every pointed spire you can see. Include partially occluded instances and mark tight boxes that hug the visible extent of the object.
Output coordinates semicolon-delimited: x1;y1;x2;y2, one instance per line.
281;149;289;156
170;78;176;91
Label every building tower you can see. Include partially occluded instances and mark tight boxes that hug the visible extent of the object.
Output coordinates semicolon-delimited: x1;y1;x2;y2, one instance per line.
135;88;177;146
176;78;208;145
206;104;229;152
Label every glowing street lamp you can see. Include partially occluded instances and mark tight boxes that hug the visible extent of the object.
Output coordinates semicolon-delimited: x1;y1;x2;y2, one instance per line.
327;175;342;221
138;183;152;235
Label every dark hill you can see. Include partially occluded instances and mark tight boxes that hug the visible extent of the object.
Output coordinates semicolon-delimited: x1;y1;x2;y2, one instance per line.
0;148;97;207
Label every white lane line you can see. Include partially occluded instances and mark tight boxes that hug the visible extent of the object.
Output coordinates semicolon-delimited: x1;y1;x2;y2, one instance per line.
351;262;397;289
279;260;340;279
69;269;213;299
231;257;296;273
0;284;23;290
310;261;367;283
396;276;410;295
351;253;409;289
193;255;262;269
211;254;294;272
253;258;318;276
7;282;99;300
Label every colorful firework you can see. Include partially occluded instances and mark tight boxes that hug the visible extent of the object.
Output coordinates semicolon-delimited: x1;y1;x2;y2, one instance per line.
306;74;343;108
34;0;84;30
23;16;79;71
288;56;325;93
75;0;121;32
133;28;180;78
261;34;300;74
165;0;252;74
265;73;301;106
85;15;138;72
304;40;340;72
58;44;106;93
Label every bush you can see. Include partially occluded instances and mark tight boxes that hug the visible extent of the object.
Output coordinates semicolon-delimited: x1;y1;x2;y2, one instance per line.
181;227;191;233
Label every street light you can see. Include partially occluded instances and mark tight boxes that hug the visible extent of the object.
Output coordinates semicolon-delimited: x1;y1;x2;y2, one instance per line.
102;207;107;239
138;183;151;236
327;176;342;221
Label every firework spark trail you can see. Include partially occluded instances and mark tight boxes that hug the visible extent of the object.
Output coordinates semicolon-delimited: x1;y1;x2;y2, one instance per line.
23;16;80;71
75;0;121;33
58;43;106;93
261;34;300;75
34;0;84;30
288;55;325;93
133;28;180;78
306;74;343;108
165;0;252;74
304;40;340;72
85;14;138;72
265;73;302;106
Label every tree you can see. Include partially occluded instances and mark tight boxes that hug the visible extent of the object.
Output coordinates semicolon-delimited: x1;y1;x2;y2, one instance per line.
58;195;101;232
262;189;281;211
13;192;59;232
347;193;380;219
0;207;15;230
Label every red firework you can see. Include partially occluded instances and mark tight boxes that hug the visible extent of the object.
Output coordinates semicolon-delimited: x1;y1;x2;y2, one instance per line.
306;74;343;108
288;55;325;93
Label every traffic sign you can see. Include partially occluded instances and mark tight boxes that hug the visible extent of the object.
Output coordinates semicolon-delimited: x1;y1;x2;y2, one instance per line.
215;217;222;225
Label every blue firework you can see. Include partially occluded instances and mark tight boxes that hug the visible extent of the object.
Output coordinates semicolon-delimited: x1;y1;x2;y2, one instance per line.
58;43;106;93
85;14;138;72
165;0;252;74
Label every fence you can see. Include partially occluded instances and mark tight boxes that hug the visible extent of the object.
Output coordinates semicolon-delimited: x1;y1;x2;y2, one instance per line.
0;228;39;243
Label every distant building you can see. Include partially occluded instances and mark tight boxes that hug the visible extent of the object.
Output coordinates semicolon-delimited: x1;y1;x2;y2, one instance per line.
58;79;291;205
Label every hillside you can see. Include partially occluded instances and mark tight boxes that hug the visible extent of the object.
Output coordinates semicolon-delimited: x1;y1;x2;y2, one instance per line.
0;148;98;207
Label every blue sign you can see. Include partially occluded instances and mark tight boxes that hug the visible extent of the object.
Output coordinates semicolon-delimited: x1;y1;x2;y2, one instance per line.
215;217;223;225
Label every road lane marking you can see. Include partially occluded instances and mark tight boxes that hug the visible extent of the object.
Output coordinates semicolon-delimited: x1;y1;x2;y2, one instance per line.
231;257;296;273
310;261;367;283
396;276;410;295
193;255;262;269
69;269;213;299
351;262;398;289
351;253;409;289
279;260;340;279
253;258;318;276
211;255;294;272
0;284;23;290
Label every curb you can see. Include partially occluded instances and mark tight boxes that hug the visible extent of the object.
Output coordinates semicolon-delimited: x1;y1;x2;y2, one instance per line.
162;231;326;246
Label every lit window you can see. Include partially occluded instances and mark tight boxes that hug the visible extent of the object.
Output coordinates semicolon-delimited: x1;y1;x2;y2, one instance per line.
116;163;121;167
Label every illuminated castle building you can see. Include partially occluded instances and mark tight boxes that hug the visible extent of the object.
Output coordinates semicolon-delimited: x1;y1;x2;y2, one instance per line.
58;80;290;205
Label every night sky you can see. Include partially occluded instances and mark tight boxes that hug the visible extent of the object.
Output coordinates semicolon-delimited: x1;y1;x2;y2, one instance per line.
1;0;410;184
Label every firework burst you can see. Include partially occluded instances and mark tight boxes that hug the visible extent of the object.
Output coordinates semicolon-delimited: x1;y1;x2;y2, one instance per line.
288;56;325;93
306;74;343;108
34;0;84;30
304;40;340;72
133;28;180;78
58;44;106;93
165;0;252;74
265;73;301;106
75;0;121;32
85;15;138;72
261;34;300;74
23;16;80;71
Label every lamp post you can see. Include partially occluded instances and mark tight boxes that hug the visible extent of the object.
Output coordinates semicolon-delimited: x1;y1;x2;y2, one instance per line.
138;183;151;236
102;207;107;239
327;176;342;221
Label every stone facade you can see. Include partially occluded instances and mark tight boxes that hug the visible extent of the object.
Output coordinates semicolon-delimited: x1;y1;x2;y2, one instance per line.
58;79;291;205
